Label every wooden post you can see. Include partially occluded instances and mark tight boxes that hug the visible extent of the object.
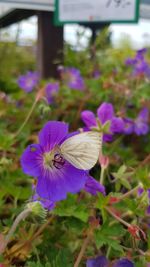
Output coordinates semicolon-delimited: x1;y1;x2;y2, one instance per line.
37;11;63;79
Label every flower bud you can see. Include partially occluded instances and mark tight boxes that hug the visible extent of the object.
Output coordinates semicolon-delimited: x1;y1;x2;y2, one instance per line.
99;154;109;169
26;201;47;220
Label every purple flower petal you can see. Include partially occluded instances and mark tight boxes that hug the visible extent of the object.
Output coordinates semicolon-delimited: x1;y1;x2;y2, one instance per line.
86;256;108;267
97;103;114;125
103;134;113;142
147;205;150;215
113;258;135;267
138;108;149;122
110;117;125;134
123;118;134;135
84;176;105;196
125;58;137;66
21;144;43;177
134;121;149;136
45;82;59;104
81;110;97;128
36;162;87;202
137;187;144;196
39;121;69;152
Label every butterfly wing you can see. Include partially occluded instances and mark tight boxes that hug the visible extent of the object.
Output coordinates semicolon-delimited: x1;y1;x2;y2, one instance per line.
60;131;102;170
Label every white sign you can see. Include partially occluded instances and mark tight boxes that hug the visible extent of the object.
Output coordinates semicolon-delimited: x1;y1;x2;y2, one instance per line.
56;0;139;23
0;0;53;11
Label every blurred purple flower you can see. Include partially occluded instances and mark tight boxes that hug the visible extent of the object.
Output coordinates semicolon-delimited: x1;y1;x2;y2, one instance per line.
81;102;124;142
45;82;59;104
86;256;108;267
84;176;105;196
113;258;135;267
21;121;87;202
136;48;147;60
93;70;101;79
60;67;85;90
125;58;137;66
134;108;149;135
125;48;150;77
137;187;144;196
18;71;39;92
123;118;134;135
86;256;135;267
147;189;150;199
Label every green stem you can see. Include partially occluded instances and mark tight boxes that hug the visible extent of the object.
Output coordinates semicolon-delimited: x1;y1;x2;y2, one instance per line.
100;167;105;185
106;246;111;258
14;98;38;139
119;185;140;201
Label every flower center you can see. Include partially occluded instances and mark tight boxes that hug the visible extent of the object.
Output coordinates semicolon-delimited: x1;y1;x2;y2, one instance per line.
43;151;65;170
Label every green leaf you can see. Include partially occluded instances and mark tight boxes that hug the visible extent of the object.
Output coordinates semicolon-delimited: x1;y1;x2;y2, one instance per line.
53;194;89;222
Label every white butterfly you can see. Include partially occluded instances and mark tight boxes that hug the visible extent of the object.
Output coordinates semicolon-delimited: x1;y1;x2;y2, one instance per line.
60;131;102;170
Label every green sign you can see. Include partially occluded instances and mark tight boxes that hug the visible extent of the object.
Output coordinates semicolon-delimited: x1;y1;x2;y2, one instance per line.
55;0;140;25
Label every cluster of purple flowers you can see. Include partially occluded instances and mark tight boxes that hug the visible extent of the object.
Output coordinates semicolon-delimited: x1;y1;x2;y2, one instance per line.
81;102;149;139
17;71;39;93
58;66;85;90
21;121;105;209
87;256;135;267
123;107;149;136
125;48;150;77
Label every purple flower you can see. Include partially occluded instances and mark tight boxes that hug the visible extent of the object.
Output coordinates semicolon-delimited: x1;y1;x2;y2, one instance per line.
60;67;85;90
123;118;134;135
113;258;135;267
81;102;124;142
45;83;59;104
86;256;108;267
17;71;39;92
21;121;87;202
136;48;147;60
134;108;149;136
125;48;150;77
148;189;150;199
125;58;137;66
84;176;105;196
93;70;101;79
137;187;144;196
86;256;135;267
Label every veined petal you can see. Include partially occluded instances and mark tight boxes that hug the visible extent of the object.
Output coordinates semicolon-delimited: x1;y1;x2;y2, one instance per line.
97;103;114;124
21;144;43;177
36;161;87;202
81;110;97;128
39;121;69;152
